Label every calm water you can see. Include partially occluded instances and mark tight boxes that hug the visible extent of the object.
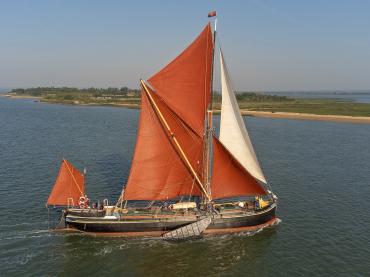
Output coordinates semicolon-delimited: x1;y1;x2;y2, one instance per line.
1;97;370;276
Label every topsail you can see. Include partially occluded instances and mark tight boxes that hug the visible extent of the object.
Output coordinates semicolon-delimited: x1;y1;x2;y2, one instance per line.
219;51;267;184
148;24;213;136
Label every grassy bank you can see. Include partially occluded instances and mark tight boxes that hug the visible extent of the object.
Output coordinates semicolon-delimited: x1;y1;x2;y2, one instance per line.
5;87;370;117
215;98;370;117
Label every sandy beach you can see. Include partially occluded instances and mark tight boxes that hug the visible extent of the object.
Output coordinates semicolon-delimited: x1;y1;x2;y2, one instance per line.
239;110;370;124
2;94;41;100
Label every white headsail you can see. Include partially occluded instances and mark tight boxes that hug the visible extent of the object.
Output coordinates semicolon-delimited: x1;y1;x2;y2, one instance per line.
219;51;267;184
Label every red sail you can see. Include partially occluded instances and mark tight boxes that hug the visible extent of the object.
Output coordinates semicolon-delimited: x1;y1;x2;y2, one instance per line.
150;86;204;182
211;137;267;199
123;86;202;200
148;24;213;136
47;159;85;206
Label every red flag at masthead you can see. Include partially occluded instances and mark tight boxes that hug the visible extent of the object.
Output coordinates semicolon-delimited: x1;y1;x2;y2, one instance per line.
208;11;217;18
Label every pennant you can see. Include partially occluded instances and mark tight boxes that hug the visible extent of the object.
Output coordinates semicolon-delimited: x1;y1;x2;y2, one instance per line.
208;11;216;18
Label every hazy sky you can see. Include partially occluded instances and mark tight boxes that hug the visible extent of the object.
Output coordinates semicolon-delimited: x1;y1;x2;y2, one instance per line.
1;0;370;91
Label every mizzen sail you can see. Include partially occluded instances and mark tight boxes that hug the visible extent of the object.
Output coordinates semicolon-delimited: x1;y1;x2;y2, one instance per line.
219;51;267;184
47;159;85;206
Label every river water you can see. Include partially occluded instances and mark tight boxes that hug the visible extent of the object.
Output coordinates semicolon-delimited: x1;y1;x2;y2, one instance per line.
1;97;370;276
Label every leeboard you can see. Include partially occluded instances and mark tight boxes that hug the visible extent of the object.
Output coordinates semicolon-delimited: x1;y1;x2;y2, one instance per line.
162;217;212;239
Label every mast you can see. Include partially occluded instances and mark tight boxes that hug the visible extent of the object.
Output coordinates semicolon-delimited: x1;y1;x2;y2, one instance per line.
204;12;217;202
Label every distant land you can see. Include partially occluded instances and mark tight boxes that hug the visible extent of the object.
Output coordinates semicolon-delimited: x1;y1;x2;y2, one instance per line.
0;88;11;93
3;87;370;124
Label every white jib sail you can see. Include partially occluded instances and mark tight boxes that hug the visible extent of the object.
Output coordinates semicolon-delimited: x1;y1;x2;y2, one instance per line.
219;51;267;184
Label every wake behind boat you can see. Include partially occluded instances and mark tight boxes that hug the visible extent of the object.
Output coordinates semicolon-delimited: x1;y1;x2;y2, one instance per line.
47;13;279;238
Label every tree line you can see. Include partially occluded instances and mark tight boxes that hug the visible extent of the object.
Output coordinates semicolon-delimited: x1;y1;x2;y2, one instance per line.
11;87;292;102
11;87;141;97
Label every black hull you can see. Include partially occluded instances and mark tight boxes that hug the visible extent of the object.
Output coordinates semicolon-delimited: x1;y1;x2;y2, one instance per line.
64;204;277;235
67;208;106;218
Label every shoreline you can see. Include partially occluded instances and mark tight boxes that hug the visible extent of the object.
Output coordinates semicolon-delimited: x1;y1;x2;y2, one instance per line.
239;110;370;124
3;94;370;124
1;94;42;100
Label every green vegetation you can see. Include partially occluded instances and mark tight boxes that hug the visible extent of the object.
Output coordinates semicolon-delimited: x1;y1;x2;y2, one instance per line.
7;87;370;117
213;93;370;117
10;87;141;106
244;99;370;117
213;92;294;103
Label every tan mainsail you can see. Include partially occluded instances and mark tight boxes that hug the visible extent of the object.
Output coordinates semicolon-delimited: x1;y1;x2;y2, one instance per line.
219;51;267;184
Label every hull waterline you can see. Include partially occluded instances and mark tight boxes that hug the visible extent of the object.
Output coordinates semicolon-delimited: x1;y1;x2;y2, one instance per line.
62;204;277;237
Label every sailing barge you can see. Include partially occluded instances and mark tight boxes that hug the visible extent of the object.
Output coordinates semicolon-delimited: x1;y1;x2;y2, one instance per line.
47;16;279;238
